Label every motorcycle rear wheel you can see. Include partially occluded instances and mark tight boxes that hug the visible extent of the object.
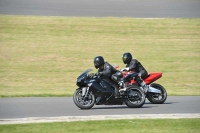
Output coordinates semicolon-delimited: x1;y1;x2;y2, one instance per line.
125;87;145;108
147;83;167;104
73;88;95;109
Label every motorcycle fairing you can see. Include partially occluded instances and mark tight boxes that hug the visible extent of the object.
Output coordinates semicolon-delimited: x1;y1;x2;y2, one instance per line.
144;72;162;85
76;69;93;87
90;80;113;94
129;72;162;85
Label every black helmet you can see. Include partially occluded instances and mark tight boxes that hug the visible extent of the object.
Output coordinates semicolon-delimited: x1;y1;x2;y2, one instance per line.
122;52;132;64
94;56;105;69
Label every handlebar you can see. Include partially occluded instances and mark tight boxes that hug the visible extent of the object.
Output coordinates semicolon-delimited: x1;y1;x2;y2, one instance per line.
87;73;101;78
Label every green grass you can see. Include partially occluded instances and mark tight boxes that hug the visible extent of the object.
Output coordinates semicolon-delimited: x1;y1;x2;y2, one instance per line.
0;15;200;97
0;119;199;133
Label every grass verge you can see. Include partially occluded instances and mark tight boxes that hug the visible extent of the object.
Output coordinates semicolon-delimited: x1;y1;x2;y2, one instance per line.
0;15;200;97
0;119;200;133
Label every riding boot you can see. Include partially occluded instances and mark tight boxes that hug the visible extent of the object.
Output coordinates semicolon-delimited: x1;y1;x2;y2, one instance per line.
138;78;148;93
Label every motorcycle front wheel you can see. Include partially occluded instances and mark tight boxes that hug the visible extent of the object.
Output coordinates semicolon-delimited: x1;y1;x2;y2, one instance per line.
147;83;167;104
124;87;145;108
73;88;95;109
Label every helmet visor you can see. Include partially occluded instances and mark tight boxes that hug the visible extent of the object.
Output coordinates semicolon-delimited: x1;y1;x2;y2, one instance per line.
122;56;127;64
94;62;99;69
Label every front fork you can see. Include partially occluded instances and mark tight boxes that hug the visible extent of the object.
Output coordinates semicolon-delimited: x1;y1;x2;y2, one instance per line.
81;87;90;97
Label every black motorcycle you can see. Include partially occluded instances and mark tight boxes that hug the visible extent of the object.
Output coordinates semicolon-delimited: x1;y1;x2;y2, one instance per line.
73;69;145;109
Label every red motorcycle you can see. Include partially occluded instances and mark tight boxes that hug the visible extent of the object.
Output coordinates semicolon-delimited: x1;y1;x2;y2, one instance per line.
115;66;167;104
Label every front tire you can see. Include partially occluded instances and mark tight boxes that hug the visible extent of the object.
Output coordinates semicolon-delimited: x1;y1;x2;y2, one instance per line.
125;87;145;108
147;83;167;104
73;88;95;109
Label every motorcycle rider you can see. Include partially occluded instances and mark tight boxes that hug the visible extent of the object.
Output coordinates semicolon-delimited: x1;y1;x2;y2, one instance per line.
121;52;149;92
94;56;122;98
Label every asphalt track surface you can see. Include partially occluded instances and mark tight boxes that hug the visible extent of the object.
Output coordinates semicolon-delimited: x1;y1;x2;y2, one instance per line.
0;0;200;18
0;0;200;124
0;96;200;119
0;96;200;124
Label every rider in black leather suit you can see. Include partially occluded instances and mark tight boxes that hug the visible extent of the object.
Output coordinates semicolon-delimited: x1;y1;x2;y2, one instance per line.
121;52;149;92
122;52;148;79
94;56;121;98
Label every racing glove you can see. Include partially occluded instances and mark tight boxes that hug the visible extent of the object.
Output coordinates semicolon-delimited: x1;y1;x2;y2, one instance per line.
95;72;103;76
121;67;129;71
98;72;103;76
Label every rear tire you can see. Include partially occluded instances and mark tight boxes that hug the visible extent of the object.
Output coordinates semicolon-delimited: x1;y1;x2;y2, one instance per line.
73;88;95;109
125;87;145;108
147;83;167;104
